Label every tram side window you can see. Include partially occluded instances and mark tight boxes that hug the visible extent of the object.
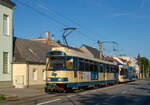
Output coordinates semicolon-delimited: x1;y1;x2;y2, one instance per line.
110;65;113;73
94;63;98;72
113;66;116;73
74;59;78;78
115;66;118;73
74;59;78;70
112;66;116;73
90;62;94;72
125;69;128;75
79;61;84;71
85;62;90;71
106;65;110;73
112;66;118;73
120;68;124;75
103;64;106;73
115;66;119;73
67;58;73;70
100;64;103;72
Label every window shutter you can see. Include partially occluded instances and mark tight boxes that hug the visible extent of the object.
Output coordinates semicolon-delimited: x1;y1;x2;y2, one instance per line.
3;52;9;74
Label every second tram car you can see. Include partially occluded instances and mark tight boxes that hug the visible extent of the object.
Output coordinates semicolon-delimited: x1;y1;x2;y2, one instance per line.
118;65;137;83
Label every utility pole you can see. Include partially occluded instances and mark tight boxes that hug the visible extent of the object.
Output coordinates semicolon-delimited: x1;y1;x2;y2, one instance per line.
97;40;118;60
139;62;141;79
97;40;103;60
143;65;144;78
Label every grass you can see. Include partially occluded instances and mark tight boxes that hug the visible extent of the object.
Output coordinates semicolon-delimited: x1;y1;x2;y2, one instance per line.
0;94;6;101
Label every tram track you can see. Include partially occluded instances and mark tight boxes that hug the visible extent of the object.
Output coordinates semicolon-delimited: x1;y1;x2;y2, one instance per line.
1;81;133;105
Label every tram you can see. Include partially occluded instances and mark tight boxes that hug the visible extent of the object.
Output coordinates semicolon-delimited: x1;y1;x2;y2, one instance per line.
118;65;137;83
45;46;119;92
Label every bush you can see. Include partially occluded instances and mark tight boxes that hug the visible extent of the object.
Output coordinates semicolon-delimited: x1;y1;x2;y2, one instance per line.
0;94;5;101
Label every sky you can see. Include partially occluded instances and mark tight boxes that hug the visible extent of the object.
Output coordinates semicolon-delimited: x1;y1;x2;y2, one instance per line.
12;0;150;60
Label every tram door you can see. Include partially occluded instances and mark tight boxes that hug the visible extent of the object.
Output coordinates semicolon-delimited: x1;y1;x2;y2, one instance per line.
74;58;78;83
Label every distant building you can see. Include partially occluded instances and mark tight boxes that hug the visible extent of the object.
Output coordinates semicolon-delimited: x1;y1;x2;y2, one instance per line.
13;38;53;88
0;0;16;88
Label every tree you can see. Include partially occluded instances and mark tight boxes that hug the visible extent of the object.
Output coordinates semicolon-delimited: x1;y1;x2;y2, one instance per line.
57;40;61;44
138;57;149;78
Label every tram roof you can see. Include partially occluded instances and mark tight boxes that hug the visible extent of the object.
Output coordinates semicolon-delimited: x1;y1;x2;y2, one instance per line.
51;47;117;65
119;64;134;69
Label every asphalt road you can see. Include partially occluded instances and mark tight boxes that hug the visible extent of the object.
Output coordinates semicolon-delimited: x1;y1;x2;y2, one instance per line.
1;79;150;105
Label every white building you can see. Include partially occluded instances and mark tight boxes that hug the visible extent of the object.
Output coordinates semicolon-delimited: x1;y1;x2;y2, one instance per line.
113;56;140;78
0;0;16;88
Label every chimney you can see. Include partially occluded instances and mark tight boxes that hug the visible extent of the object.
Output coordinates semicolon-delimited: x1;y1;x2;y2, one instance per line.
45;31;50;40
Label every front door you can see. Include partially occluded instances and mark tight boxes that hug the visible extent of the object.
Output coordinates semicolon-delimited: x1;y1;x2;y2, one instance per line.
15;75;24;88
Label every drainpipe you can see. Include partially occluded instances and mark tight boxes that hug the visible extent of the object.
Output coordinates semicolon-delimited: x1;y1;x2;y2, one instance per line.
26;62;29;88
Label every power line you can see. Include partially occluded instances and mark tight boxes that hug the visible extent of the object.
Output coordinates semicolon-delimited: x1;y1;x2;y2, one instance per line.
15;0;96;42
36;0;107;40
15;0;67;27
15;0;120;54
77;30;97;42
36;0;126;56
37;0;77;27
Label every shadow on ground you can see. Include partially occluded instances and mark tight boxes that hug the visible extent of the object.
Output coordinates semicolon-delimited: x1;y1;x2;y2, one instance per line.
62;92;150;105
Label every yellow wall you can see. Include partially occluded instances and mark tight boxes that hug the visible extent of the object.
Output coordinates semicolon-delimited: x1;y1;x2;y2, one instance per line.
28;64;46;85
13;63;46;88
13;64;27;87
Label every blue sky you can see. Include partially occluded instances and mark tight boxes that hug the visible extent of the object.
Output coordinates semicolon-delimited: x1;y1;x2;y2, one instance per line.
12;0;150;59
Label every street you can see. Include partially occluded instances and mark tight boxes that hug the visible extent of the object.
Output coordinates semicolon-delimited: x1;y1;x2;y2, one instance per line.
1;79;150;105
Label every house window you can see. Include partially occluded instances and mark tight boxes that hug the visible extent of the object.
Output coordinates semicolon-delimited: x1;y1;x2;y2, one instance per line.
3;52;9;74
3;14;9;35
42;69;46;80
33;69;37;80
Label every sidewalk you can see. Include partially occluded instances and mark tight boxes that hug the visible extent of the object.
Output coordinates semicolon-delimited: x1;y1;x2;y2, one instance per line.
0;86;46;99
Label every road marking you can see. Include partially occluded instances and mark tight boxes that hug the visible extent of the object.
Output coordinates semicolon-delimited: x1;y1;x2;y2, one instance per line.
37;99;61;105
67;95;75;98
37;94;75;105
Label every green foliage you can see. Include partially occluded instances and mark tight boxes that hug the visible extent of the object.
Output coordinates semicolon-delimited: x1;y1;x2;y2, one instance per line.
57;40;61;44
0;94;5;101
138;57;150;78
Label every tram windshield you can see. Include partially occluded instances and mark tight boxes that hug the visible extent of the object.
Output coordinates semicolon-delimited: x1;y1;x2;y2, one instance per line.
48;56;66;70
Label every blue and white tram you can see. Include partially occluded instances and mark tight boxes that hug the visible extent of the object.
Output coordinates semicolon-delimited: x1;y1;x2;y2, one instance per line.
118;64;136;83
45;47;119;92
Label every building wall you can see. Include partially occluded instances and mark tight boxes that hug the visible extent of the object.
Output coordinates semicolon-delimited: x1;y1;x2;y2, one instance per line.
28;64;46;86
0;4;14;87
13;63;46;88
13;64;27;88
